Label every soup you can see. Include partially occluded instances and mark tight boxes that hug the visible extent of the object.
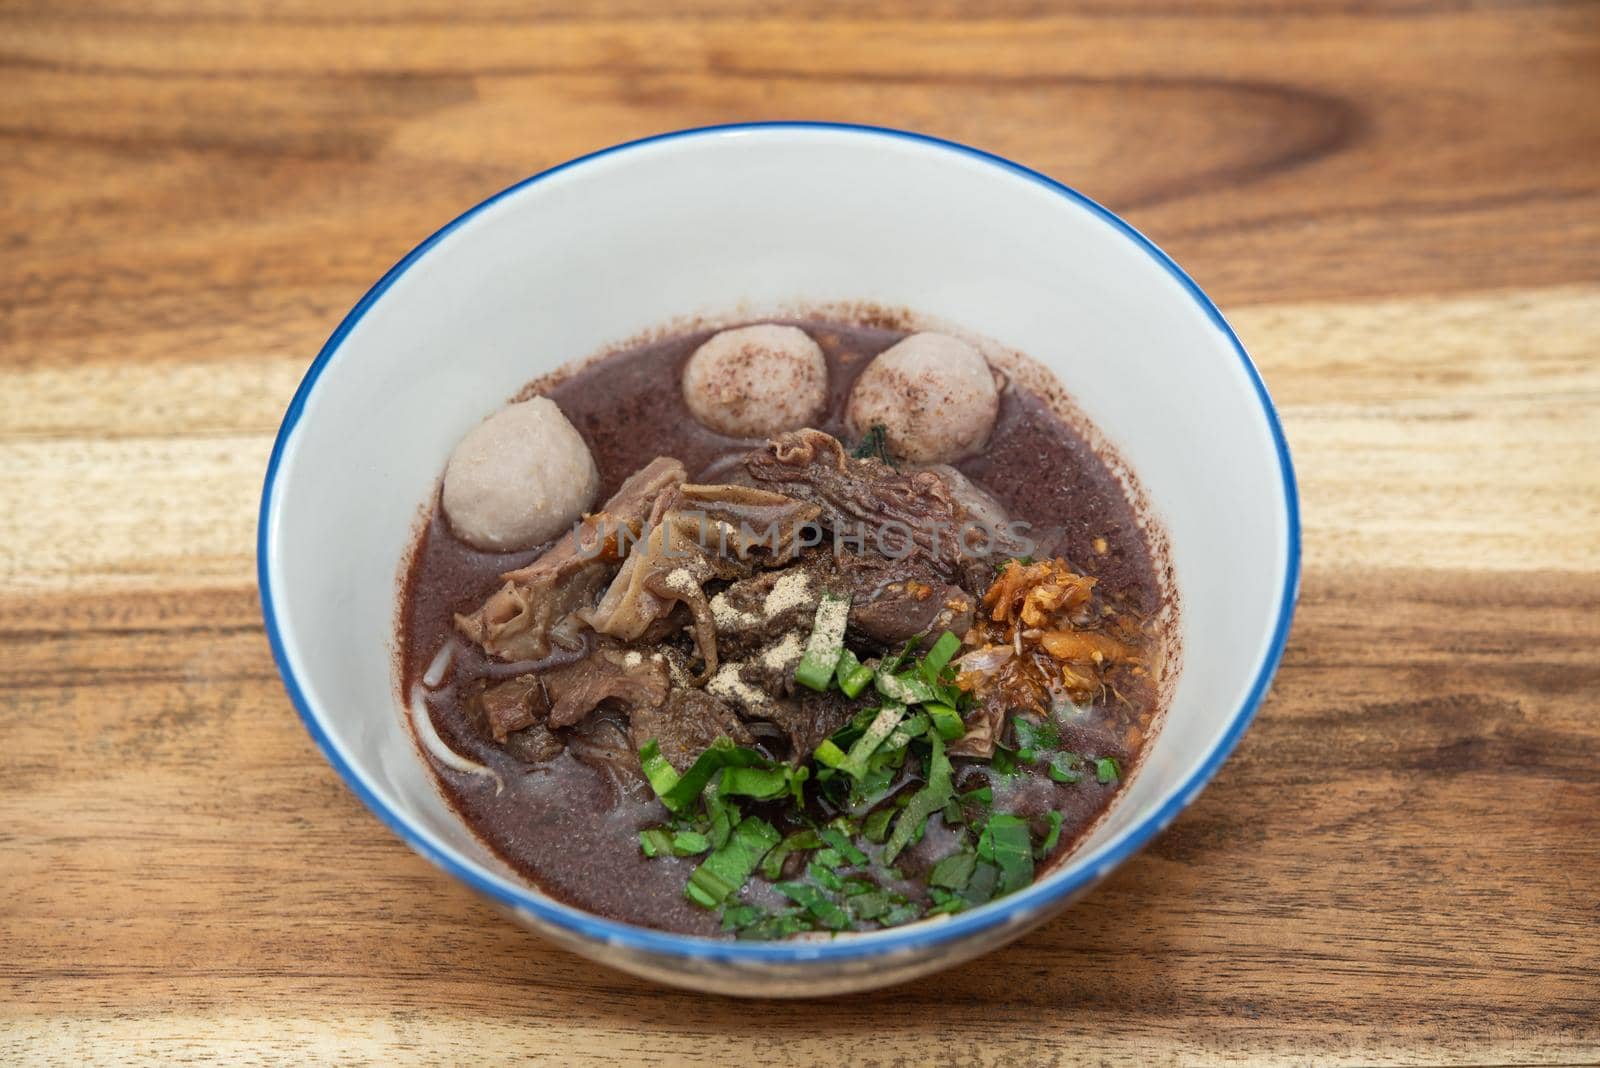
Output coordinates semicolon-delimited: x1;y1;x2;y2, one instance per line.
399;318;1168;939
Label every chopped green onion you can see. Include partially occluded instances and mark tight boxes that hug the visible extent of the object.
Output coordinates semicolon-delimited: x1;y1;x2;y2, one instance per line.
838;703;907;779
704;780;739;849
672;830;710;855
736;911;814;940
1034;811;1063;859
834;648;875;698
1048;752;1082;784
819;827;869;866
760;829;823;881
808;862;846;891
646;737;766;813
685;816;780;909
638;740;679;799
976;814;1035;894
929;850;977;890
926;888;965;915
1013;715;1060;751
638;828;674;858
1096;756;1121;784
851;423;896;468
991;746;1019;777
881;902;923;926
795;592;851;691
922;631;961;680
962;860;1001;905
848;890;892;921
879;639;917;677
924;702;965;740
862;806;894;843
720;764;796;802
720;904;765;931
883;734;955;863
876;670;936;705
813;738;849;769
1016;747;1037;764
775;881;851;930
960;786;993;806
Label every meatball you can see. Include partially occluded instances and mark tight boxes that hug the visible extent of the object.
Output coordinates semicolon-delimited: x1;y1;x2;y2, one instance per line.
441;397;600;552
681;324;828;438
846;332;999;463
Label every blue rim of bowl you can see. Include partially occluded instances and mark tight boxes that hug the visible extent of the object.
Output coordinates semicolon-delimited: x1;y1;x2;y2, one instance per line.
258;121;1301;965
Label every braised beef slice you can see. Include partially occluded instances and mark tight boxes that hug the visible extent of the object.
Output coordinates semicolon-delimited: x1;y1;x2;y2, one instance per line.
543;646;671;729
744;429;985;584
504;723;565;764
838;555;976;649
455;456;686;661
471;674;549;742
583;481;821;679
629;689;753;773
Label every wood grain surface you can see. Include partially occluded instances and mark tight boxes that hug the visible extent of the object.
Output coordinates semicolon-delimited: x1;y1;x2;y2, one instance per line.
3;2;1598;1064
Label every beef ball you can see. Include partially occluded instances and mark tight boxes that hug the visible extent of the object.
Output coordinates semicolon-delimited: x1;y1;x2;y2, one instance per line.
846;332;999;463
681;324;828;438
441;397;600;551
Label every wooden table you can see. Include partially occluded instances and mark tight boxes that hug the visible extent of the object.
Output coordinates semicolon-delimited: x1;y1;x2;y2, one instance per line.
4;2;1597;1064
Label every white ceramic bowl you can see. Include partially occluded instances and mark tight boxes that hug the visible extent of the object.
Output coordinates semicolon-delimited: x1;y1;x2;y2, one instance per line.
259;123;1299;997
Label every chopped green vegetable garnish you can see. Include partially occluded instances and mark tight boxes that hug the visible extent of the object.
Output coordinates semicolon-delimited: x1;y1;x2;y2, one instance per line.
850;423;897;468
922;631;961;679
720;904;765;931
808;861;847;891
881;902;923;926
720;764;797;802
991;746;1018;777
862;806;895;843
647;737;765;813
685;816;780;909
884;711;930;752
1013;715;1060;751
638;827;673;858
795;592;851;691
884;734;955;863
960;786;993;806
638;740;679;800
704;780;739;849
813;738;848;769
929;850;977;890
924;702;966;740
672;830;710;855
1048;752;1082;784
1034;811;1063;859
818;827;869;866
876;669;936;705
837;702;906;779
760;828;823;881
834;648;875;698
775;881;851;930
1016;747;1037;764
961;859;1001;905
926;888;965;915
1096;756;1121;784
848;890;892;921
976;814;1035;894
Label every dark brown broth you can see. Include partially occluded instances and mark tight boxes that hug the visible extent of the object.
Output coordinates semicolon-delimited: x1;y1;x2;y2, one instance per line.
400;319;1163;936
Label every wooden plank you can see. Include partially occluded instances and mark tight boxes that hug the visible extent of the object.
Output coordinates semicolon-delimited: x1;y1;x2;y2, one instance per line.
0;571;1595;1064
